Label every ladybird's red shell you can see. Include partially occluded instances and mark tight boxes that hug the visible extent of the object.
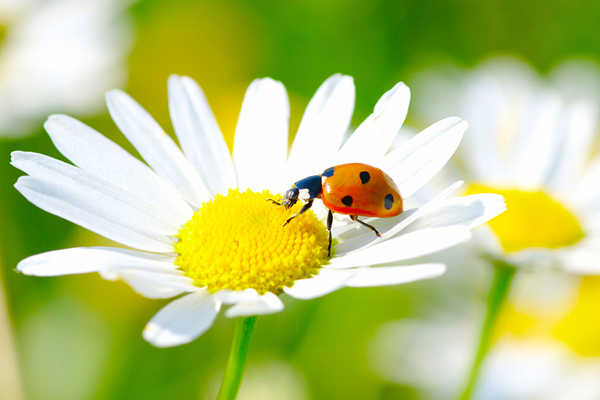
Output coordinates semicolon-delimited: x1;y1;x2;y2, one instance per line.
320;163;403;218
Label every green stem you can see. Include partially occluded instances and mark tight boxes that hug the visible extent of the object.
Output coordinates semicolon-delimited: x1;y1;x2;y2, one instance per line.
216;316;258;400
458;259;516;400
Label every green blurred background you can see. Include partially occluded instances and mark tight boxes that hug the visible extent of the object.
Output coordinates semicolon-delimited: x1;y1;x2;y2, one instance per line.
1;0;600;399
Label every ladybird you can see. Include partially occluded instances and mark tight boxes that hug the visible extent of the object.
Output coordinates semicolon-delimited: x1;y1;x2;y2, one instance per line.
269;163;403;256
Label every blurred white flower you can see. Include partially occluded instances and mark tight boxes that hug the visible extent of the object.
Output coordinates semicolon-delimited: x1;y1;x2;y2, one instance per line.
0;0;133;137
475;336;600;400
369;319;600;400
411;57;600;273
368;317;478;399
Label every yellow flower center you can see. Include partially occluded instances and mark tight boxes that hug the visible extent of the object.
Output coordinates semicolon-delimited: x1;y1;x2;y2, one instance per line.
175;189;329;295
466;184;585;253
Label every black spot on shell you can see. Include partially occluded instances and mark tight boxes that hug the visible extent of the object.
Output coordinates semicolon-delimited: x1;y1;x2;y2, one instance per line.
359;171;370;184
384;194;394;210
322;167;335;177
342;195;353;207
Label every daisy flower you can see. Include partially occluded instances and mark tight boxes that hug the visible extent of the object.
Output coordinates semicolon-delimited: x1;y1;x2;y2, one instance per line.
411;57;600;273
0;0;132;136
370;319;600;400
409;57;600;399
13;73;505;350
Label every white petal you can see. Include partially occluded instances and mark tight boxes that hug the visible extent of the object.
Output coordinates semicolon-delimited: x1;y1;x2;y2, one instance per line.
508;94;563;188
13;152;176;252
329;226;472;269
233;78;289;192
168;75;237;196
17;247;107;276
115;271;196;299
286;74;355;181
224;292;284;318
284;268;358;300
214;288;262;305
569;155;600;211
105;90;210;207
345;263;446;287
547;101;597;192
45;114;194;225
382;117;467;199
402;193;506;233
460;74;510;181
559;247;600;275
99;262;197;299
333;180;464;255
335;82;410;165
143;291;221;347
24;247;177;275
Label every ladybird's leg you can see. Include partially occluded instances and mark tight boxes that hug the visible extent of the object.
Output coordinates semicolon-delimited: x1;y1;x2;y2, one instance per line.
350;215;381;237
267;198;283;205
283;200;314;226
326;209;333;257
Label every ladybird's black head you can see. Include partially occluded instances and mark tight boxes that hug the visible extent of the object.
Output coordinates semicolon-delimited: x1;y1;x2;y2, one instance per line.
275;175;322;209
281;187;300;209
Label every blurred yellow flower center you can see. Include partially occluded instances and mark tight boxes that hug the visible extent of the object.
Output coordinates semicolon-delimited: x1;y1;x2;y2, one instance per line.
467;184;584;253
175;189;329;295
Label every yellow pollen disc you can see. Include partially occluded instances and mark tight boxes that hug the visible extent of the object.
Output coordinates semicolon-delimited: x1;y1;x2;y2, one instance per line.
175;189;330;295
466;184;585;253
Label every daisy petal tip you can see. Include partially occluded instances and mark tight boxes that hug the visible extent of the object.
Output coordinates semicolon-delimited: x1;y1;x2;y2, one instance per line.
168;74;193;90
143;292;221;347
9;150;22;164
142;322;190;348
327;73;355;91
43;115;60;129
15;259;41;276
341;73;354;82
15;260;32;275
14;249;103;277
396;81;410;94
251;77;286;94
426;263;447;278
45;113;71;124
374;82;411;116
177;75;197;88
13;175;28;191
105;88;126;101
334;73;355;88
